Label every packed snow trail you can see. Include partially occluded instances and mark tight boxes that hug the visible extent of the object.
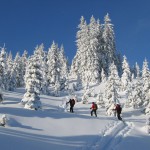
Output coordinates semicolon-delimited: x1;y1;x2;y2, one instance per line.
81;120;133;150
99;121;133;150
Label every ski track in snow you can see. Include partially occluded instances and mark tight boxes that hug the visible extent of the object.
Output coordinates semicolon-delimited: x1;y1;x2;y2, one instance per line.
81;120;133;150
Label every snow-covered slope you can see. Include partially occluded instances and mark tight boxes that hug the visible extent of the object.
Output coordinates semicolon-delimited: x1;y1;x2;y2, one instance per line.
0;86;149;150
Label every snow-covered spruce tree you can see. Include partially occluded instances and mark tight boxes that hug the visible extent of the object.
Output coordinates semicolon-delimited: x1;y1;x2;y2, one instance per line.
14;50;28;87
102;13;122;76
5;51;16;91
0;47;6;90
53;77;61;97
13;52;25;87
121;55;131;91
20;50;28;86
129;79;144;109
73;16;90;84
64;74;69;91
96;19;105;75
96;90;105;108
131;62;141;80
70;16;87;78
141;59;150;112
116;52;123;76
47;41;60;86
71;16;101;85
58;45;69;91
135;62;141;79
142;59;150;94
104;62;120;116
34;44;49;94
81;89;89;104
86;15;101;84
101;68;107;82
21;54;43;110
72;74;83;91
59;45;69;79
131;73;135;80
124;82;133;108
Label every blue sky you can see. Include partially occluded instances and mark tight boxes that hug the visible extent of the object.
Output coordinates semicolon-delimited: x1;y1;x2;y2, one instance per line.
0;0;150;67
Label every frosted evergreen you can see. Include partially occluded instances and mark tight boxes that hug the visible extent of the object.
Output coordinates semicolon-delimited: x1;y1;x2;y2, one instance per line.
135;62;141;78
142;60;150;94
71;16;101;85
20;50;28;86
13;52;24;87
71;14;121;86
59;45;69;79
142;59;150;113
34;44;49;94
0;47;6;90
121;55;131;91
47;41;60;86
96;90;105;108
101;68;107;82
130;80;144;109
5;51;16;91
102;13;121;75
21;54;43;110
104;62;120;116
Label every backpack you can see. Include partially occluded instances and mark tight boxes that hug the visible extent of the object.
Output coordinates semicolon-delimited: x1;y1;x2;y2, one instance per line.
71;99;75;105
94;103;98;110
116;104;122;112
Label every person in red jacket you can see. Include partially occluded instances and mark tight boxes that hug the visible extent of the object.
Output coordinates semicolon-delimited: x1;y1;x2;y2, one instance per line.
90;102;97;117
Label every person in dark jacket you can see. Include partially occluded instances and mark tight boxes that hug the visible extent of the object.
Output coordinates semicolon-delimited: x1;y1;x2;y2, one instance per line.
0;93;3;103
90;102;97;117
115;103;122;120
66;99;75;113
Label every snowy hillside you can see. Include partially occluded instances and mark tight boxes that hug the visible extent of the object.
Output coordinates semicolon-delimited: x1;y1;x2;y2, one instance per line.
0;85;149;150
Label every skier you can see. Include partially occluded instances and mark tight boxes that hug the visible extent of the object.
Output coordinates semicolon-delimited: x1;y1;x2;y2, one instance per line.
66;99;75;113
90;102;97;117
115;103;122;120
